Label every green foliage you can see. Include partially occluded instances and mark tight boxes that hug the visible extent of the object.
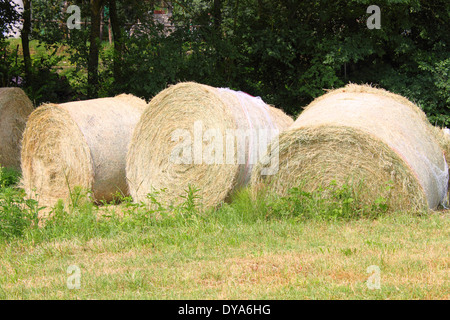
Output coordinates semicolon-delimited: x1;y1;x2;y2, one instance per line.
1;39;76;104
0;167;20;188
2;0;449;119
0;167;41;239
0;0;20;40
0;168;426;243
0;40;22;87
25;46;74;104
178;184;203;215
30;0;68;44
263;180;393;221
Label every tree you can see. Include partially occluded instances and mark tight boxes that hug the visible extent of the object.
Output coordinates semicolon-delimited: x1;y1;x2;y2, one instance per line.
213;0;222;32
87;0;105;98
0;0;21;86
108;0;123;85
8;0;449;125
21;0;32;84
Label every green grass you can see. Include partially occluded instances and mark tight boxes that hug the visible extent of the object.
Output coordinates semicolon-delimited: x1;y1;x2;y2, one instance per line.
0;167;448;299
1;211;448;299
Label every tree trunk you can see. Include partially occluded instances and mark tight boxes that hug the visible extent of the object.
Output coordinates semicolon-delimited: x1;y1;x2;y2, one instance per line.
108;17;112;44
88;0;104;98
21;0;32;85
109;0;123;86
62;1;69;39
99;7;104;42
233;0;240;34
213;0;222;33
213;0;225;77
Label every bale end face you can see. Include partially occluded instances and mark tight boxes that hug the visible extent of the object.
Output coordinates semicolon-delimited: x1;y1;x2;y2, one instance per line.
251;125;429;212
20;104;94;205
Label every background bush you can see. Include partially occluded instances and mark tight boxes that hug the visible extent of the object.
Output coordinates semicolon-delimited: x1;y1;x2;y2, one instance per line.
0;0;447;124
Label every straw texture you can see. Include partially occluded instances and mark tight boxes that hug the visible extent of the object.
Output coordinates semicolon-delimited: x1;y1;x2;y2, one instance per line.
0;87;34;170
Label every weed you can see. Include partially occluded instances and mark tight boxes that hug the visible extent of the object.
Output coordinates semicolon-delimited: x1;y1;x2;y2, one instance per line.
260;179;392;221
0;166;42;239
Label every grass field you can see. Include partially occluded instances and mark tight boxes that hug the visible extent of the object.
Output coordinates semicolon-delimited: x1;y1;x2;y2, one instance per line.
0;169;448;300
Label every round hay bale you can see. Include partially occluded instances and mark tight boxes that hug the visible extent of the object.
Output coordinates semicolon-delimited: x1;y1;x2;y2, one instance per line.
126;82;293;208
21;94;147;204
0;87;34;170
251;84;449;211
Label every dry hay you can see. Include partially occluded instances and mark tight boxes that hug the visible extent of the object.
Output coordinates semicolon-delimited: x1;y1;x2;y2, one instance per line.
21;94;147;205
0;87;34;170
251;84;449;211
126;82;293;208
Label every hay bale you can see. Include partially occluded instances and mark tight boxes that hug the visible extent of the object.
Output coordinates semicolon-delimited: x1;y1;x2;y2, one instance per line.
21;94;147;204
251;84;449;211
126;82;293;208
0;87;34;170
